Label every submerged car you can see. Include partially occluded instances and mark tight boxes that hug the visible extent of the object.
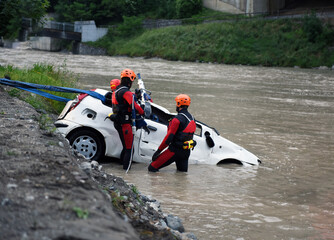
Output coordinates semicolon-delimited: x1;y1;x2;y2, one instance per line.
54;87;260;166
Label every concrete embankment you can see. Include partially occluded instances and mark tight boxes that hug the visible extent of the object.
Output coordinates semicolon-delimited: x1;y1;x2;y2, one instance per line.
0;86;196;240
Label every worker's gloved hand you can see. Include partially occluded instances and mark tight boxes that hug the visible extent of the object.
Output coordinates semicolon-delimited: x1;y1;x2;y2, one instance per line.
135;88;141;100
106;113;116;121
152;149;161;162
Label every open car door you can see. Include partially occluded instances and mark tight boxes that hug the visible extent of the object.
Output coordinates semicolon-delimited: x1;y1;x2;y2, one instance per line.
137;105;173;161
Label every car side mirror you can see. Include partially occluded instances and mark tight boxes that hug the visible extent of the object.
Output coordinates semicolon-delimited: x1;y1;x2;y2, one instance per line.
205;131;215;148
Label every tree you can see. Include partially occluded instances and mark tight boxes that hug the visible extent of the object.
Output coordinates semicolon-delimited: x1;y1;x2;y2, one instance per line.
55;0;126;25
0;0;49;39
176;0;202;18
54;0;178;26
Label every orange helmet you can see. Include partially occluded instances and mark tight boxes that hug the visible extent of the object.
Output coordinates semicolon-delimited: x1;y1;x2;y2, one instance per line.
175;94;191;107
110;79;120;91
120;69;136;82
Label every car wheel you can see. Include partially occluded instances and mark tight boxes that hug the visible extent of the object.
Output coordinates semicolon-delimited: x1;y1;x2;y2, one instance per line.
67;129;105;161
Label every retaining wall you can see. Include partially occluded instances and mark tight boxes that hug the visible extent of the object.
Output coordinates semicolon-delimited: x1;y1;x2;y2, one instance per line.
73;42;107;55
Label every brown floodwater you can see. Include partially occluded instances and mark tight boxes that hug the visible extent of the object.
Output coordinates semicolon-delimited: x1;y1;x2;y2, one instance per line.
1;48;333;239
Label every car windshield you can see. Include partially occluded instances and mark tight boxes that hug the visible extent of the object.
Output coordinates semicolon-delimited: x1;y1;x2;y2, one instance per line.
150;105;175;125
149;105;219;137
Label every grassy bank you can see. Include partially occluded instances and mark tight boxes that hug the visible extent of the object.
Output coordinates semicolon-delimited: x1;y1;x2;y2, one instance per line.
92;15;334;68
0;63;79;113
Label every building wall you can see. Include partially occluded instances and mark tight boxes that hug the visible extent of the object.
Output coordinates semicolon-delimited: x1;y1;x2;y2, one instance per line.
203;0;286;14
74;21;108;42
203;0;244;14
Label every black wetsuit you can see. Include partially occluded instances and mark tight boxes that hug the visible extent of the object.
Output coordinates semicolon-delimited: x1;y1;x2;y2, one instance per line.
148;108;196;172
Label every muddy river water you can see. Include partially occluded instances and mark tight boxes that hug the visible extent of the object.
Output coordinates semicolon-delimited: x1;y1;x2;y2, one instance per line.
1;48;333;239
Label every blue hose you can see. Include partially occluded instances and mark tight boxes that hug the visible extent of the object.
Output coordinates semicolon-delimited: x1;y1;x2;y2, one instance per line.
0;78;106;103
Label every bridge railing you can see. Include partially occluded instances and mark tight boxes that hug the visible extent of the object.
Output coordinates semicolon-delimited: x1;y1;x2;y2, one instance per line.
43;21;76;32
22;18;77;32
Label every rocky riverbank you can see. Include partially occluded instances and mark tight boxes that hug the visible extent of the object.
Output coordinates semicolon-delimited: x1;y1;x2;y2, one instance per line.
0;86;197;240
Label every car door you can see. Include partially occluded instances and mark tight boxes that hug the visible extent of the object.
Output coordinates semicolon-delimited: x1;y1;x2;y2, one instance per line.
137;119;167;162
188;123;213;164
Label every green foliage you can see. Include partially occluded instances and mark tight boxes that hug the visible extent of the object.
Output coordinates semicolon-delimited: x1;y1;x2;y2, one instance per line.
155;0;177;19
131;185;139;195
0;0;49;39
55;0;148;25
302;12;334;45
176;0;202;18
302;12;324;43
91;15;334;68
54;0;179;25
72;207;89;219
0;63;79;113
116;16;144;38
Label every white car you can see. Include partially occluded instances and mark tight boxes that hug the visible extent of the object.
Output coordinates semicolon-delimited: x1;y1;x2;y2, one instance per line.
54;88;260;166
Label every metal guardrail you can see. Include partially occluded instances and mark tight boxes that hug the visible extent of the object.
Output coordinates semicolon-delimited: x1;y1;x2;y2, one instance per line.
22;18;76;32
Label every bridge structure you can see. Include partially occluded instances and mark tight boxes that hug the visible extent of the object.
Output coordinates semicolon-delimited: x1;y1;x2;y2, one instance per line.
22;18;81;42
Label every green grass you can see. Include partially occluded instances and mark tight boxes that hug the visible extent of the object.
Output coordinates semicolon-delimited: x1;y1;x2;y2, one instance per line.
92;16;334;68
0;63;79;113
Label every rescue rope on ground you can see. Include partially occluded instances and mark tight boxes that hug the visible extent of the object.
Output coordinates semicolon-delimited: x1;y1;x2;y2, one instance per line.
0;78;106;102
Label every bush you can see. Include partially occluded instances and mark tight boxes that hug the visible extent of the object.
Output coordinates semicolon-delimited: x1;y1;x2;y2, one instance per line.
302;12;323;43
90;16;334;68
176;0;202;18
156;0;177;19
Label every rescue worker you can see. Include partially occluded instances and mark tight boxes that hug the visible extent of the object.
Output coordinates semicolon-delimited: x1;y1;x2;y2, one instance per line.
148;94;196;172
110;78;121;92
104;78;120;106
113;69;145;170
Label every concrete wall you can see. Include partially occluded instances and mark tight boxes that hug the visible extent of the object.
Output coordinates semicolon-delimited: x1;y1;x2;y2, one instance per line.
3;40;21;49
73;42;107;55
203;0;286;14
74;21;108;42
203;0;244;13
30;37;63;52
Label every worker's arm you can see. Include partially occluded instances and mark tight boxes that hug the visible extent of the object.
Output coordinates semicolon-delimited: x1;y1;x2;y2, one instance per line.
158;118;180;151
123;91;144;115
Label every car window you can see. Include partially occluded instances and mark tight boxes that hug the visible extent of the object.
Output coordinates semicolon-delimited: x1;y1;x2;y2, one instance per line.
151;106;174;125
195;124;202;137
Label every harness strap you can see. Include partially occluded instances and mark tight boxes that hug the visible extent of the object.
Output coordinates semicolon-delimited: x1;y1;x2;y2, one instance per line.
179;112;193;122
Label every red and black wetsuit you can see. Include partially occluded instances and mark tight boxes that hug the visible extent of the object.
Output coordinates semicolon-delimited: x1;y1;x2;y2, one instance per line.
148;108;196;172
113;85;144;170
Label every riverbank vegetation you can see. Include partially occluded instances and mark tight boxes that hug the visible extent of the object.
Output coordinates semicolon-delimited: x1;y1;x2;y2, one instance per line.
1;1;333;68
0;0;49;39
0;63;79;113
91;13;334;68
54;0;202;24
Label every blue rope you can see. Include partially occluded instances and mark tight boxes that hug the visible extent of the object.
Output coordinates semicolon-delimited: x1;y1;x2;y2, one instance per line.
0;78;106;103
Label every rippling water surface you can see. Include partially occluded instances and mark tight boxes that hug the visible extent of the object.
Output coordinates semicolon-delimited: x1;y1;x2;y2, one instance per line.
1;48;333;239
